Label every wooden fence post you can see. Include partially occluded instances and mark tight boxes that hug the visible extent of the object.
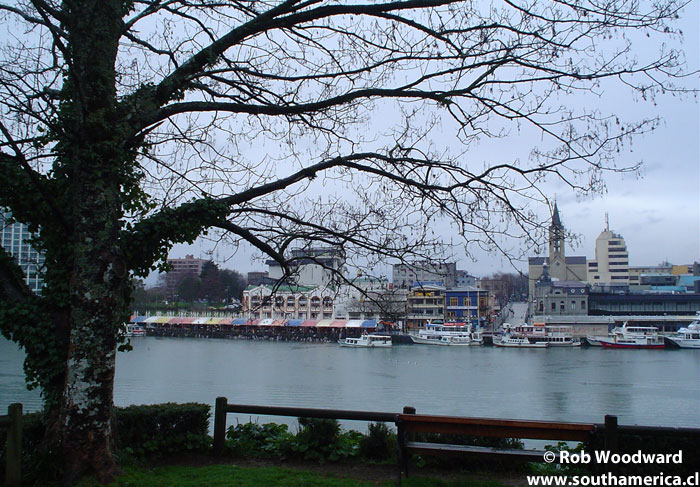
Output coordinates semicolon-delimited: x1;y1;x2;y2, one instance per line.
396;406;416;485
604;415;618;452
213;397;228;456
5;403;22;487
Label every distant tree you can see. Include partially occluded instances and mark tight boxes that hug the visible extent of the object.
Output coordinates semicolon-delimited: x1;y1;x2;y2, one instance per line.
176;274;201;303
199;261;224;302
0;0;691;482
220;269;248;301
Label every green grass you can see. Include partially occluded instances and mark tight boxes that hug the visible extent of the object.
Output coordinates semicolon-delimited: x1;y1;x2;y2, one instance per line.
75;464;512;487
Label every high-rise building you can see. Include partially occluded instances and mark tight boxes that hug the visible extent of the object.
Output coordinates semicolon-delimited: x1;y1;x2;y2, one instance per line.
0;209;45;294
587;215;629;288
164;254;208;294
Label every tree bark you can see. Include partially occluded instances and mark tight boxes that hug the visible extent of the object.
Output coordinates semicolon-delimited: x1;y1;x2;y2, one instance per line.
55;2;128;483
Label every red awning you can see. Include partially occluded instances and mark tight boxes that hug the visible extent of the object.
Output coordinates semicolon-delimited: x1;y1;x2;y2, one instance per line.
301;320;318;327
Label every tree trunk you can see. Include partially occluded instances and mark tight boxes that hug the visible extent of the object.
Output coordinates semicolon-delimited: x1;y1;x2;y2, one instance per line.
56;2;129;483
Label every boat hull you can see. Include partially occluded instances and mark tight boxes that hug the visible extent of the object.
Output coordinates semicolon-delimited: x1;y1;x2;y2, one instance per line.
599;341;664;350
664;337;700;349
338;341;391;348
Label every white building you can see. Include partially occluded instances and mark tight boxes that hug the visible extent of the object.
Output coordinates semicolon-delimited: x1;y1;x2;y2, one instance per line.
266;247;345;287
586;216;629;289
242;284;334;320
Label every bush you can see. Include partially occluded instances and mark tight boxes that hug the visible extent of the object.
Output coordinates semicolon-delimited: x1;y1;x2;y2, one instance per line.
359;422;396;461
0;401;212;480
114;402;211;458
225;421;294;459
289;418;362;462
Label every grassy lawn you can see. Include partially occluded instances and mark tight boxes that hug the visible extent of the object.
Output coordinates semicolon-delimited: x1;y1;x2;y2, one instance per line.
75;464;514;487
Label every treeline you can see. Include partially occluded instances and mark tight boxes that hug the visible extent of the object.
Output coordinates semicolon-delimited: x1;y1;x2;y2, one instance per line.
133;261;248;306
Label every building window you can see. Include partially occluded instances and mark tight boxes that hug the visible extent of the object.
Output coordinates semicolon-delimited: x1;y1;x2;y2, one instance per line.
581;300;586;309
450;297;458;307
571;301;576;310
560;301;565;312
551;302;556;311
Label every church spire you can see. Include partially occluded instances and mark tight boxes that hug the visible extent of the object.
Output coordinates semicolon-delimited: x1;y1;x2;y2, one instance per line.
552;201;562;227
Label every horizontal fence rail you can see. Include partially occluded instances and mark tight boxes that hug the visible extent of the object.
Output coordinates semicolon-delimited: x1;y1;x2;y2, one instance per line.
212;397;396;455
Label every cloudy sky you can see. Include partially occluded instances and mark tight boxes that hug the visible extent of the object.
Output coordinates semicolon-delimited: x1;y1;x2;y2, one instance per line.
164;1;699;280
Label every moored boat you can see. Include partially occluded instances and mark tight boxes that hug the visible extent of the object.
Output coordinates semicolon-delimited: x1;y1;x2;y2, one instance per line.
494;334;548;348
409;321;473;346
125;324;146;337
664;316;700;349
513;323;581;347
338;334;392;348
597;323;664;349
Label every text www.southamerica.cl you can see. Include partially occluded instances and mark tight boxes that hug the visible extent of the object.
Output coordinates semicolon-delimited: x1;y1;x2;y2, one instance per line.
527;472;699;486
528;450;697;486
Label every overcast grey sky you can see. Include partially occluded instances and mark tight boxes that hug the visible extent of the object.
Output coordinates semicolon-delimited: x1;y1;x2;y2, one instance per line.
163;0;699;280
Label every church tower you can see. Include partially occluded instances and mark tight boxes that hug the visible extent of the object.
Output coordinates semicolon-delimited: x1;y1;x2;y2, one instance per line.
548;202;565;260
548;202;567;281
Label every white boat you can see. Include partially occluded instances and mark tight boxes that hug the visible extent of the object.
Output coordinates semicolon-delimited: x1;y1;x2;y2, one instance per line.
338;334;392;348
665;316;700;349
584;336;603;347
125;324;146;337
596;323;664;349
409;322;473;345
494;334;548;348
513;323;581;347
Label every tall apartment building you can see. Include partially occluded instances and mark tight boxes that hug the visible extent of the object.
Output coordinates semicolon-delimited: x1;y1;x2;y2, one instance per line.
587;216;630;288
164;254;208;294
0;209;45;294
392;261;457;289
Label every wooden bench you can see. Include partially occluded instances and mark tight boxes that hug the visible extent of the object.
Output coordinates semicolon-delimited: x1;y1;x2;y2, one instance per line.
395;412;597;484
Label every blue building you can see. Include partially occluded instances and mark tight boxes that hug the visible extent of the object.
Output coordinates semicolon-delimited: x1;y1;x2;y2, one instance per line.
444;286;490;329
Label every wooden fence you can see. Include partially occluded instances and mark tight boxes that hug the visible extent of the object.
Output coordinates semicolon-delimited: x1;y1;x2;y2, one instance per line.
213;397;700;485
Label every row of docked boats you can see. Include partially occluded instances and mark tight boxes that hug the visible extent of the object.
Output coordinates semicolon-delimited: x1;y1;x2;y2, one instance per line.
496;317;700;350
585;320;700;349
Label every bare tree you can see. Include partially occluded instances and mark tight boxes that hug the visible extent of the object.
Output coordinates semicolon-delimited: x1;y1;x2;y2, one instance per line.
0;0;691;482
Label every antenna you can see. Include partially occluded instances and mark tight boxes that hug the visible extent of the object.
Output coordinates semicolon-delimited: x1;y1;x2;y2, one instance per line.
605;212;609;231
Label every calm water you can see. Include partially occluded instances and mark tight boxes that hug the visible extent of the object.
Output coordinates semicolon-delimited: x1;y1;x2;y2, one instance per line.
1;337;698;428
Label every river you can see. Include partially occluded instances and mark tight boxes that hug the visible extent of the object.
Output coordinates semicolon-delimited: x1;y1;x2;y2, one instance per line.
1;336;698;428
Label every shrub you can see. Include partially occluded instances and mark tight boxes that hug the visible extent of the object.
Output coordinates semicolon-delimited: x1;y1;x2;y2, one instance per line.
359;422;396;461
114;402;211;458
290;417;362;462
225;421;294;459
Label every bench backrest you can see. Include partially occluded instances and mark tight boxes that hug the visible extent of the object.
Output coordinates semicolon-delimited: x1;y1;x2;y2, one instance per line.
396;414;596;442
